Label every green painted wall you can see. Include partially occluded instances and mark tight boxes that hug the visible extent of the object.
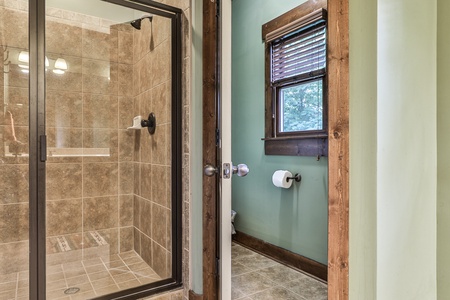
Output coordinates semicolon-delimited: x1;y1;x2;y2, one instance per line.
231;0;328;265
348;0;377;297
348;0;437;298
377;0;437;299
437;0;450;298
350;0;437;298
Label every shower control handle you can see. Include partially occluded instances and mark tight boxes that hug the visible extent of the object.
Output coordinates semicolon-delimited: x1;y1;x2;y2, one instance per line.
140;112;156;135
204;164;219;177
232;164;249;177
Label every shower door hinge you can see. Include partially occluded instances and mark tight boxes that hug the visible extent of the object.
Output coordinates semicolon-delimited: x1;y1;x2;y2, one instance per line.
40;135;47;162
215;257;220;277
216;0;220;17
215;128;221;147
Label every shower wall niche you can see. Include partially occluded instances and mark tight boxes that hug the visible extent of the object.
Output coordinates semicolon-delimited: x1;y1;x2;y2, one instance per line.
0;0;184;298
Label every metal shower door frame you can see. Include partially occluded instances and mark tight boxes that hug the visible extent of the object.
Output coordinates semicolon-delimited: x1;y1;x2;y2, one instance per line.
28;0;183;299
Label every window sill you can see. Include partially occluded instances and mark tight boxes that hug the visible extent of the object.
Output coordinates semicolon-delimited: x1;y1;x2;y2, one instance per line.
262;132;328;141
263;135;328;156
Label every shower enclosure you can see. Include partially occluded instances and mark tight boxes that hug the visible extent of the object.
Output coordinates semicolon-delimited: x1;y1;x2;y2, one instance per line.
0;0;182;299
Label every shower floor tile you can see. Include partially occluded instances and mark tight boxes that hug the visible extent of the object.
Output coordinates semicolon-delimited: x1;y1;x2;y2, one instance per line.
231;242;327;300
0;250;161;300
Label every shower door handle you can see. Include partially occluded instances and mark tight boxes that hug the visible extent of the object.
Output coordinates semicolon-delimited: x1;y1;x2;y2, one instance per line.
40;135;47;162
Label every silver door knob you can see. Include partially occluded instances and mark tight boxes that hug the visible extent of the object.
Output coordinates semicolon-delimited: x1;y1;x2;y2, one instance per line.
204;164;219;177
232;164;249;177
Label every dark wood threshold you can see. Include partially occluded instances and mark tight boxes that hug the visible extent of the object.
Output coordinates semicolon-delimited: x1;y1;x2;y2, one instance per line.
233;230;327;282
189;290;203;300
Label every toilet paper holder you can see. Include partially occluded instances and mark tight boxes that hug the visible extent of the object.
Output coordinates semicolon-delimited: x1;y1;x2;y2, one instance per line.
286;173;302;182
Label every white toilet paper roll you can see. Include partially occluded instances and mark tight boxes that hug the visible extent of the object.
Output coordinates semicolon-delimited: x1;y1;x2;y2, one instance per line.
272;170;293;189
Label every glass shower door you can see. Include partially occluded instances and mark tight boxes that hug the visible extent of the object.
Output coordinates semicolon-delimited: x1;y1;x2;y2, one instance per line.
44;0;178;298
0;1;30;299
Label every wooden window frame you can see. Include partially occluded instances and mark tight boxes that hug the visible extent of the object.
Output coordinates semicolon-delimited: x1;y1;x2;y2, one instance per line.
263;4;329;157
275;77;328;137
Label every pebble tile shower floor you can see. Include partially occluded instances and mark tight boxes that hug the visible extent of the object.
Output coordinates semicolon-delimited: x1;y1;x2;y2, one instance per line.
0;251;160;300
232;243;327;300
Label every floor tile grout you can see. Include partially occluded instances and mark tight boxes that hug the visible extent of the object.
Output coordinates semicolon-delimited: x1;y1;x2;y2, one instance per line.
80;258;96;296
0;250;161;299
231;242;327;300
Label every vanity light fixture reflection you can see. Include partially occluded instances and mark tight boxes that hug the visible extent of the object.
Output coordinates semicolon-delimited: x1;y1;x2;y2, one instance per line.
18;51;29;70
54;58;67;70
18;51;28;63
53;58;67;75
18;51;68;74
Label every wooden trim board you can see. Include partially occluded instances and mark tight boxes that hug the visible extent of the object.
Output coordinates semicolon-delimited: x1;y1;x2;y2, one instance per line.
233;231;327;282
327;0;350;298
202;0;219;299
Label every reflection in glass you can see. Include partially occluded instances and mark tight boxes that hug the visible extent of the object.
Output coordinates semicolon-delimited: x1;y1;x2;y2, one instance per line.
0;1;30;299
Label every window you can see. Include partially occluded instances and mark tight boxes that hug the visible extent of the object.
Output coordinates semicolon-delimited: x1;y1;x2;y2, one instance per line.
263;5;328;156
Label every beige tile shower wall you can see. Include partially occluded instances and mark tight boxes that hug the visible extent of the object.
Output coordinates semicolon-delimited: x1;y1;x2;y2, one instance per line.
180;3;191;300
0;1;31;275
0;2;192;297
132;0;191;289
132;12;173;279
0;0;137;274
44;8;136;264
139;2;191;299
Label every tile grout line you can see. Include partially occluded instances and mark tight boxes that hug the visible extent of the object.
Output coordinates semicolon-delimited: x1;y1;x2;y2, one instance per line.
15;272;19;300
105;253;133;290
81;40;85;263
235;286;273;300
80;258;97;296
117;65;121;258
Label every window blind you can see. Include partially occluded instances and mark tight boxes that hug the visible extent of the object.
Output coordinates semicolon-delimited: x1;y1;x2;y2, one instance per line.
271;25;326;83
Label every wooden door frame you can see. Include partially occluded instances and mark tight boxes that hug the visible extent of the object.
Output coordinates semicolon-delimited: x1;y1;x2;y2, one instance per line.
198;1;220;300
196;0;349;299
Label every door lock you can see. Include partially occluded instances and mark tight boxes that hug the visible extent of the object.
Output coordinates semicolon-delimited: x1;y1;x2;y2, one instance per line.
232;164;249;177
204;164;219;177
223;163;249;179
206;163;250;178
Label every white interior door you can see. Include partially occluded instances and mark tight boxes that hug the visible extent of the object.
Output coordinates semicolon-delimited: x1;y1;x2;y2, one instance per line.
219;0;232;299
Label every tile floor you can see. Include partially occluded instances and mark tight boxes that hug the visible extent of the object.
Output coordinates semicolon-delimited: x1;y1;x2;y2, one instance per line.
1;242;326;300
232;242;327;300
0;251;160;300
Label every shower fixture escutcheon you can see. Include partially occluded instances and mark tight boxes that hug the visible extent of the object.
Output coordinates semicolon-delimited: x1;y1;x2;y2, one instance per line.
130;15;153;30
141;113;156;135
